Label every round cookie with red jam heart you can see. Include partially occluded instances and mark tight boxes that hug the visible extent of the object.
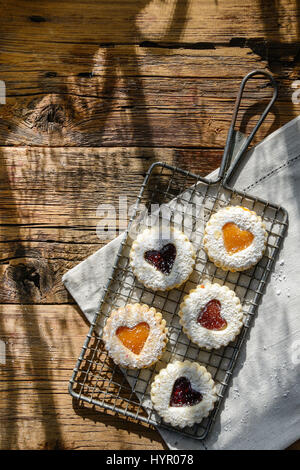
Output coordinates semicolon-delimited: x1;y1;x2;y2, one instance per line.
102;303;168;369
203;205;267;272
150;360;217;428
129;227;196;291
179;282;243;350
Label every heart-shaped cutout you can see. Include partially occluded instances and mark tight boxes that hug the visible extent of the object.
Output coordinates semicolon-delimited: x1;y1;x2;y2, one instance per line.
222;222;254;255
116;322;150;355
144;243;176;275
170;376;203;407
197;299;227;330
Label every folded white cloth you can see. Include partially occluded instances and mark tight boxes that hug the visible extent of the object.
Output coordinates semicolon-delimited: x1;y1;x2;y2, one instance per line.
63;117;300;450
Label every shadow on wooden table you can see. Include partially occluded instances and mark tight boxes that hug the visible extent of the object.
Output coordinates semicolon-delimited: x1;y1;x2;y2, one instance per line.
72;398;169;450
0;0;190;449
1;0;299;450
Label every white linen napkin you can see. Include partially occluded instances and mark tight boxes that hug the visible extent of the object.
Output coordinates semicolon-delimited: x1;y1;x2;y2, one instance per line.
63;117;300;450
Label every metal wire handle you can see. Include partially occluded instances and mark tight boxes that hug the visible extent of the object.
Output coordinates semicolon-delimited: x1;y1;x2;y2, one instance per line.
218;69;278;185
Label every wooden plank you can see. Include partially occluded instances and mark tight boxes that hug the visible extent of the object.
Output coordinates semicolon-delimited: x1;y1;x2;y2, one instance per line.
0;0;299;451
0;0;299;45
0;304;165;449
0;146;222;304
1;43;299;147
0;146;222;227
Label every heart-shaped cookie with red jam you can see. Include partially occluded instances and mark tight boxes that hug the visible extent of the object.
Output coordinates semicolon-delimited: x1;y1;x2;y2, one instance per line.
144;243;176;275
169;376;203;407
179;282;243;350
151;361;217;428
130;227;196;291
197;299;227;331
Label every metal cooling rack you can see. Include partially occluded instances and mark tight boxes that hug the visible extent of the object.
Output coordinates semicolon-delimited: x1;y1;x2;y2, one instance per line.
69;70;288;440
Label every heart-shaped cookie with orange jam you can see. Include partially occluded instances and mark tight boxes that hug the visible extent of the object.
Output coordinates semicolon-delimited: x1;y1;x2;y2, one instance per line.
116;322;150;355
203;205;267;272
179;282;243;350
102;303;168;369
222;222;254;255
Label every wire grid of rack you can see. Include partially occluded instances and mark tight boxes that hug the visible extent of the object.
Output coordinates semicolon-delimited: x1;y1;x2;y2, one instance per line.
69;160;288;440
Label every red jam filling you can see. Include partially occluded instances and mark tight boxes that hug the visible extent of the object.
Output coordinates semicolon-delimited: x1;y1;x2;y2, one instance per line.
197;299;227;330
170;376;203;407
144;243;176;275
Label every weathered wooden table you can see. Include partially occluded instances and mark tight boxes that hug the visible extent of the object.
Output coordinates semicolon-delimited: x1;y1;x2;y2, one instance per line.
0;0;299;450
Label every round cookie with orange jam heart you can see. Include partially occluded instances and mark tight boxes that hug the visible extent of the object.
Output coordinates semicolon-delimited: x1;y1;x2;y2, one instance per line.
102;303;168;369
179;282;243;350
203;205;267;272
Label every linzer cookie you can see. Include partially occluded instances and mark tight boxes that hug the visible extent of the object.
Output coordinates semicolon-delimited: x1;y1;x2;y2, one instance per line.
179;282;243;350
102;303;168;369
203;205;267;272
129;226;196;291
150;360;217;428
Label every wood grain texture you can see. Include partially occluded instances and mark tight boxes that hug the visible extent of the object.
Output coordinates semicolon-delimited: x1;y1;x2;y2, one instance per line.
0;0;299;450
1;0;300;148
0;146;222;305
0;304;166;449
1;0;299;44
1;44;299;147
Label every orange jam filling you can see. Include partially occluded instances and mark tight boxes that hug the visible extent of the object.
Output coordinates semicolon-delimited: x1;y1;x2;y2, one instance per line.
222;222;254;255
116;322;150;355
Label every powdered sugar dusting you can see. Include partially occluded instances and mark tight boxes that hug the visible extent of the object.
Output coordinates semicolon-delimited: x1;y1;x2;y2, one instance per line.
203;206;267;271
179;282;244;350
151;360;217;428
102;303;168;369
130;227;196;291
271;258;290;299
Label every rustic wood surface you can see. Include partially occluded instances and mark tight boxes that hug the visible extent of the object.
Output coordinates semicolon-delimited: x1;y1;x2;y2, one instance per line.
0;0;299;450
